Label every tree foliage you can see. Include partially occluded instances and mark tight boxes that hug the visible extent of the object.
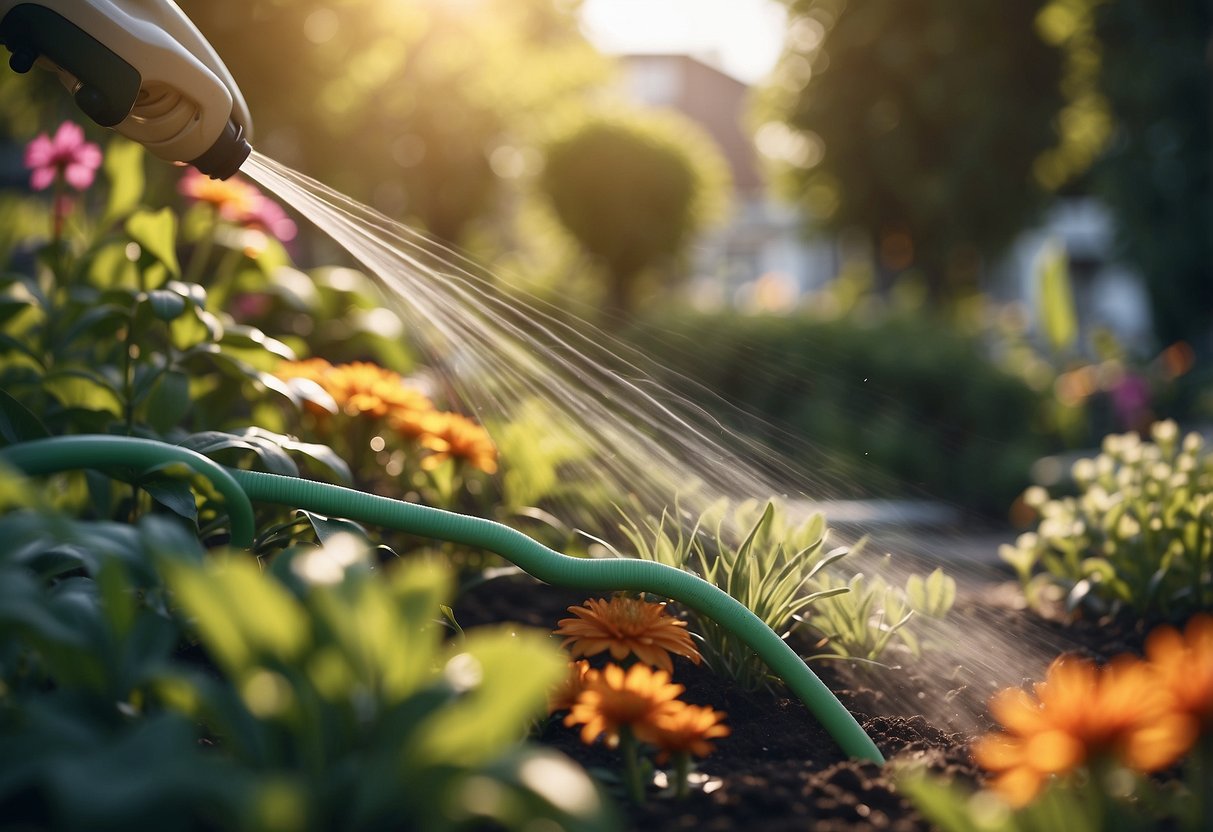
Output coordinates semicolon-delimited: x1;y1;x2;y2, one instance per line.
177;0;606;245
761;0;1065;296
1088;0;1211;347
539;109;729;319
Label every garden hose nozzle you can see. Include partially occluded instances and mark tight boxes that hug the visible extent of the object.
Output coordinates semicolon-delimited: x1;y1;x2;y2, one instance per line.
0;0;252;179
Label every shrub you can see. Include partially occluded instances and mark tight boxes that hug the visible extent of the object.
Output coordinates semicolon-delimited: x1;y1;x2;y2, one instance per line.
1001;420;1212;620
622;309;1046;516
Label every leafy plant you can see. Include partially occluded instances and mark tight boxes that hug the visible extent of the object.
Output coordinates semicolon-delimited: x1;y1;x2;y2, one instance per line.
1001;420;1212;619
807;567;955;664
0;464;618;831
622;499;849;689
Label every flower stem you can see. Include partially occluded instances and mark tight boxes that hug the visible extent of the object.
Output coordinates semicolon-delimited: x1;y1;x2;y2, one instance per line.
1186;735;1212;832
674;752;691;799
620;726;644;804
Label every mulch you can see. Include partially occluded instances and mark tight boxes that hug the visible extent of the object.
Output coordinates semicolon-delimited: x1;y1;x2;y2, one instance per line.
454;570;1151;832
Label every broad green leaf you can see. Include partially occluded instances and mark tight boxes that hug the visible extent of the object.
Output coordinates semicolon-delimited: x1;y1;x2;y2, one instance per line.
409;626;565;766
222;324;295;361
303;511;370;545
166;555;309;674
42;368;123;415
101;138;145;225
1036;239;1076;353
0;388;50;445
125;209;180;280
143;370;191;433
85;241;140;289
61;303;130;346
146;289;187;321
142;477;198;524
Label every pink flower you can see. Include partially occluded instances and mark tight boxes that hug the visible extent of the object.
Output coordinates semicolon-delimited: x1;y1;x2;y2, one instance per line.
241;194;297;242
24;122;102;192
177;168;297;242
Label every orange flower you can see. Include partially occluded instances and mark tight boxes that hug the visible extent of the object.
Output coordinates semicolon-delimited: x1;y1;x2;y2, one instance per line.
641;703;730;762
1146;613;1213;733
972;655;1194;807
564;663;685;748
547;659;592;714
418;412;499;475
179;167;259;217
555;596;701;673
275;359;434;420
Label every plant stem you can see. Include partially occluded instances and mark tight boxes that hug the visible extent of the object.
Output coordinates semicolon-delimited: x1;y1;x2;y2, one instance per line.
1186;735;1212;832
620;726;644;804
674;752;690;799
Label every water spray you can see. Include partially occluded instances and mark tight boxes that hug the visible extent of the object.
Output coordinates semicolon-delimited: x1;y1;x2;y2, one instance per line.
0;1;885;764
0;0;251;178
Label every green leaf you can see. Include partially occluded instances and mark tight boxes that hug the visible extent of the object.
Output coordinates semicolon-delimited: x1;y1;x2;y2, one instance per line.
0;295;37;327
245;427;351;484
61;303;130;346
409;626;565;766
125;209;180;279
144;370;191;433
42;368;123;415
221;325;296;361
101;138;145;225
142;477;199;524
1036;239;1077;352
85;242;140;289
302;511;370;545
146;289;187;321
165;555;310;675
0;388;50;445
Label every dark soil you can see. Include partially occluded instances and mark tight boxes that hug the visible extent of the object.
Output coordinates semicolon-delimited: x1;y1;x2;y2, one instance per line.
453;572;1145;832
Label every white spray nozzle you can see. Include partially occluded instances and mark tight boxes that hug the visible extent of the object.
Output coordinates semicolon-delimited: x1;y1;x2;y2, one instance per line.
0;0;252;179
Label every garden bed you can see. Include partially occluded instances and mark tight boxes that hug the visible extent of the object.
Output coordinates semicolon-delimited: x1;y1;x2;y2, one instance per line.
455;571;1150;832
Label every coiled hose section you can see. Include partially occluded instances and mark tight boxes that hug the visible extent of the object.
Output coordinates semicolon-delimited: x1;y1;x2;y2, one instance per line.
0;435;884;764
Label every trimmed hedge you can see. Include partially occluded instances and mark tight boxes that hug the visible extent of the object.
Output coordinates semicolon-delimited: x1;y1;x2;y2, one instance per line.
623;310;1047;517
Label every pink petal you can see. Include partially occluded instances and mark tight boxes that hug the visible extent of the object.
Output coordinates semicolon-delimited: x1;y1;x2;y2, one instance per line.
273;217;297;242
51;121;84;153
29;167;55;191
73;142;102;170
24;134;53;169
63;162;96;191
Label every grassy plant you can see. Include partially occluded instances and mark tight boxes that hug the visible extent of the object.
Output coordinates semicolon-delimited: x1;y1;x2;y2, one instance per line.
622;499;850;689
1001;420;1212;619
806;566;955;663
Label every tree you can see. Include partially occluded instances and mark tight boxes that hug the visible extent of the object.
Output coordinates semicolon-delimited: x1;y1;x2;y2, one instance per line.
760;0;1065;298
177;0;606;246
539;109;729;320
1088;0;1211;348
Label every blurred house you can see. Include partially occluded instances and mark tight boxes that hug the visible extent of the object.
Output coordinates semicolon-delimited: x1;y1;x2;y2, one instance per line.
618;54;1153;347
618;53;837;311
997;197;1153;353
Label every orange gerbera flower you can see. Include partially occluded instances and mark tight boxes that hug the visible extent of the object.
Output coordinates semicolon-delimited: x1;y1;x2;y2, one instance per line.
564;663;685;748
275;359;434;421
555;596;701;673
641;703;730;762
972;655;1194;807
547;659;592;714
1145;613;1213;733
418;412;499;475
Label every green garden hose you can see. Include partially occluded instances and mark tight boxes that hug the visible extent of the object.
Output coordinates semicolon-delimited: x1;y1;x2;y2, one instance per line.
0;435;885;764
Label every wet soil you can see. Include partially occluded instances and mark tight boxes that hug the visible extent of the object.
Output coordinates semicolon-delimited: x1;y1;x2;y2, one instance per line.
453;572;1150;832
